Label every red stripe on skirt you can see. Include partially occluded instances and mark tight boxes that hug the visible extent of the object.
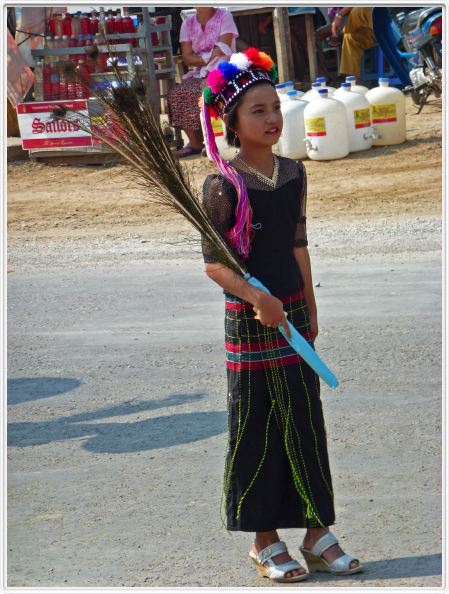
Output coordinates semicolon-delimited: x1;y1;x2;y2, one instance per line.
226;353;303;371
225;332;312;353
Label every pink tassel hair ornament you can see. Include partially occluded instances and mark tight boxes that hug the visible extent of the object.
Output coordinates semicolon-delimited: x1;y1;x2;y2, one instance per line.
201;99;253;259
206;69;227;94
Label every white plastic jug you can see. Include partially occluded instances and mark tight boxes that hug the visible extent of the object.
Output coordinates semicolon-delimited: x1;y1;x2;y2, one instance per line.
365;78;406;145
316;76;336;96
301;82;322;103
200;108;238;161
304;89;349;160
343;75;369;96
277;90;308;159
275;82;288;102
334;83;375;152
283;80;305;99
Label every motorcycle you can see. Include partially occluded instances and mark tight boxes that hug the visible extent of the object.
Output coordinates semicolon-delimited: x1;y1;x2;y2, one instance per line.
372;7;442;111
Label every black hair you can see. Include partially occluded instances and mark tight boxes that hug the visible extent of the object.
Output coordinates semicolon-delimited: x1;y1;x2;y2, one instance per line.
225;101;240;148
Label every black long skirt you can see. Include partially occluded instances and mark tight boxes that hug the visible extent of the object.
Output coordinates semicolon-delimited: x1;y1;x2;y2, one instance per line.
223;289;336;532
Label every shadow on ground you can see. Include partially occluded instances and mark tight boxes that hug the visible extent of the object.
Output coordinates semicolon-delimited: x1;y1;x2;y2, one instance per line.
305;552;441;583
8;377;82;405
8;387;226;453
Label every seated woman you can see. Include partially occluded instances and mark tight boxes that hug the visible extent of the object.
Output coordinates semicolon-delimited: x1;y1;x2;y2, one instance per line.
168;7;238;158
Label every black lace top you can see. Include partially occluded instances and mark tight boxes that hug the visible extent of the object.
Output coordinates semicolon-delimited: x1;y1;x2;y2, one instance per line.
202;155;308;297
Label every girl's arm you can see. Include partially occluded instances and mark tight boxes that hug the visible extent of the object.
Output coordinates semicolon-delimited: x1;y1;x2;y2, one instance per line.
204;263;291;336
293;246;318;340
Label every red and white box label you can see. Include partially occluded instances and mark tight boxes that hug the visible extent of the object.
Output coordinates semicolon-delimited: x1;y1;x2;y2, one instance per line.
16;100;93;149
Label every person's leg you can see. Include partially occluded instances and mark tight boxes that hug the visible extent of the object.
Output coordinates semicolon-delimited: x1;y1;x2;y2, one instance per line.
339;7;377;78
339;33;367;78
184;128;203;150
175;127;203;158
252;530;307;578
302;526;361;569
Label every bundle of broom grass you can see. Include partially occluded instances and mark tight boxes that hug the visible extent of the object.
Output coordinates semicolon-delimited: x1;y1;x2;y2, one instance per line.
52;52;245;277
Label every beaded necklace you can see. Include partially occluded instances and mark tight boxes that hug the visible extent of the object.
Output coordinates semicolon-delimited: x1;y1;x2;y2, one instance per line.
235;153;279;188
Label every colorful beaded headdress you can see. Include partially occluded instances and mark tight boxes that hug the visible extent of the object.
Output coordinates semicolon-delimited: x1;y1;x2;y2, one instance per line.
202;47;278;117
201;48;278;259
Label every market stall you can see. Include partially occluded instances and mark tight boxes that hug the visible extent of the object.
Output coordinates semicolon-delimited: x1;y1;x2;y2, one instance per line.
15;7;177;164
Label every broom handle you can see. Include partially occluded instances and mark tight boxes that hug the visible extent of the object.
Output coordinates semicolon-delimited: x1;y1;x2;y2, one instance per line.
244;274;339;389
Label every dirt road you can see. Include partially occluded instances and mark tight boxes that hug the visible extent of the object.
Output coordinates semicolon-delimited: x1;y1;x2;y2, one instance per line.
7;98;441;242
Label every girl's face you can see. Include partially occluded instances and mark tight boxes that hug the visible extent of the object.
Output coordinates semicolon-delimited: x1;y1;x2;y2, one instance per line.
227;83;283;149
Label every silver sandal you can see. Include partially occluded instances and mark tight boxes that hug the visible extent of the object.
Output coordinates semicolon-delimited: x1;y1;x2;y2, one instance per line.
299;531;364;575
249;540;309;583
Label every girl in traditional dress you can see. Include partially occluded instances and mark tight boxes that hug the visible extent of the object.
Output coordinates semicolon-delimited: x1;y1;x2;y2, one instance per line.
201;48;364;583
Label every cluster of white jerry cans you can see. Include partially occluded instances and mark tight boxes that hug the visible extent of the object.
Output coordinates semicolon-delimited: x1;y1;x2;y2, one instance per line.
204;76;407;162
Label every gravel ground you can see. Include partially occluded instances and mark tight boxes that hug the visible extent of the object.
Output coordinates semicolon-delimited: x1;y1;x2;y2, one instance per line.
7;216;441;272
7;214;442;588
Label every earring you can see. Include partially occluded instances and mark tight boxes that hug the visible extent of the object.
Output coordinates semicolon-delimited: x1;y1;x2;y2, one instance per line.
232;133;239;148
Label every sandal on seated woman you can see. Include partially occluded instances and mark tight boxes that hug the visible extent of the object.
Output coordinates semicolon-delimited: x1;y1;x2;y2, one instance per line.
175;144;203;159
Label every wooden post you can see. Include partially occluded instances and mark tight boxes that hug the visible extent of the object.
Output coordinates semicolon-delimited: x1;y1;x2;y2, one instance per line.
272;7;294;82
142;7;160;116
304;13;318;82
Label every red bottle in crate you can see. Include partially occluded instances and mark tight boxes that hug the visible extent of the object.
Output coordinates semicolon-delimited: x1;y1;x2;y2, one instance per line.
43;60;52;100
105;10;115;35
62;13;72;36
80;13;90;35
54;14;64;36
71;12;80;36
89;12;99;35
49;13;57;36
123;8;135;46
115;13;124;36
50;59;61;100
